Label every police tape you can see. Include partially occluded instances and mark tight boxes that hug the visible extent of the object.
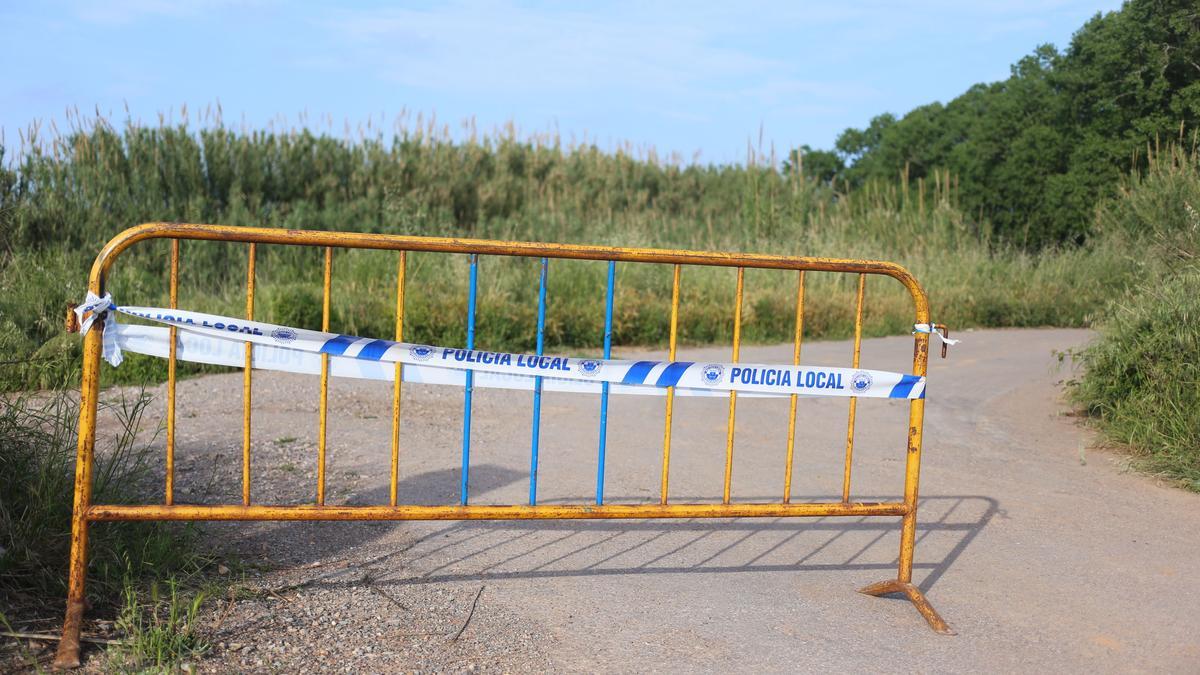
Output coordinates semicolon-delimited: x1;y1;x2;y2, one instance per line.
112;324;774;397
77;293;927;399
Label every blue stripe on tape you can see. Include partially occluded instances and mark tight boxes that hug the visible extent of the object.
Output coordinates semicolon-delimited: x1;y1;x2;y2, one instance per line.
889;374;922;399
320;334;357;356
655;361;694;387
621;361;657;385
357;339;394;361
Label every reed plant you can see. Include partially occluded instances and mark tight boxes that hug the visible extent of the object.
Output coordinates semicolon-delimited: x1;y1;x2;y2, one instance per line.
0;110;1141;390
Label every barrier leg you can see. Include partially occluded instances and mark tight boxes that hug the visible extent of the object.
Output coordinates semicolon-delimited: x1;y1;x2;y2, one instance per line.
858;578;952;635
858;352;954;635
55;322;104;668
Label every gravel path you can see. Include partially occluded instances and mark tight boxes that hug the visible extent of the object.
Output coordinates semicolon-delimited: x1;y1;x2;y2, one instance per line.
63;328;1200;671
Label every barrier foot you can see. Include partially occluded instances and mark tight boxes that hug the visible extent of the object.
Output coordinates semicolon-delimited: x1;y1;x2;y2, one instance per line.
858;580;955;635
52;598;86;669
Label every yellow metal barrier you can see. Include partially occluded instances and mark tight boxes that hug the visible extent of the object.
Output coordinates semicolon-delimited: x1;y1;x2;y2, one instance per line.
54;223;951;668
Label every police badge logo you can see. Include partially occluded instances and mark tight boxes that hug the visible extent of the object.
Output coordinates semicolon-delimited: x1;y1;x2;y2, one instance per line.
850;370;873;394
701;364;724;385
270;327;297;344
409;345;436;361
577;359;603;377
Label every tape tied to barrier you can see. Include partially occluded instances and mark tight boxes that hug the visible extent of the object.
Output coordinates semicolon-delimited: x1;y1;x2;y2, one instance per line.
913;323;960;347
77;300;930;400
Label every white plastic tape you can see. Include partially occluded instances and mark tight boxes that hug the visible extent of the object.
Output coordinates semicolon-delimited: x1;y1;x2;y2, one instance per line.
913;323;960;347
88;301;926;400
74;291;123;366
112;324;783;398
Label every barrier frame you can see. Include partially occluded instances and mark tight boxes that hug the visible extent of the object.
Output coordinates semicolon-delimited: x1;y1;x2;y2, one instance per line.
54;223;950;668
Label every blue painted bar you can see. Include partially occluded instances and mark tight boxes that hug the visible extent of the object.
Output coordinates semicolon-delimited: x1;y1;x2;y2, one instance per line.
460;254;478;505
596;261;616;505
529;258;549;505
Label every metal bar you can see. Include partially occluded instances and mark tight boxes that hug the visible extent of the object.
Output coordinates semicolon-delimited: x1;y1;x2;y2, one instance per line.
898;331;931;582
841;273;867;503
596;261;616;505
461;254;479;505
242;243;256;506
390;251;407;507
87;501;909;522
660;264;681;505
165;239;179;505
529;257;549;505
723;267;744;504
52;307;105;669
317;246;332;506
88;225;932;317
783;270;805;503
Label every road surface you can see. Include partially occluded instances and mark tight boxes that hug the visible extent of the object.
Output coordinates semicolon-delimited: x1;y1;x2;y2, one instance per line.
88;328;1200;672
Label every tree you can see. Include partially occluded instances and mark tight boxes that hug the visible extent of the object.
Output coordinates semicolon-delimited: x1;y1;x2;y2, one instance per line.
793;0;1200;248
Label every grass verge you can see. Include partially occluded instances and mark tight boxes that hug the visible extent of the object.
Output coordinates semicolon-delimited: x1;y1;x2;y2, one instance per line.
0;387;215;670
1067;146;1200;491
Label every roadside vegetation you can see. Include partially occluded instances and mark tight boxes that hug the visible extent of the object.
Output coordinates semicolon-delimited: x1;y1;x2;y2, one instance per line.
1066;146;1200;491
0;110;1151;393
0;386;213;669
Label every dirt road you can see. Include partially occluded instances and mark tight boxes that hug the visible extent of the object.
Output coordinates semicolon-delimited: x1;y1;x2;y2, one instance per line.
90;328;1200;672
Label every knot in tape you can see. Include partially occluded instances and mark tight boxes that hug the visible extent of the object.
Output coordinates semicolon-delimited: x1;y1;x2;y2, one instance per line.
74;292;123;367
912;323;960;348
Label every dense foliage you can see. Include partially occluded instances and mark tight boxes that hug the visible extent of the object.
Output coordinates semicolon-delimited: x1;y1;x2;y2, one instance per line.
1068;146;1200;489
796;0;1200;248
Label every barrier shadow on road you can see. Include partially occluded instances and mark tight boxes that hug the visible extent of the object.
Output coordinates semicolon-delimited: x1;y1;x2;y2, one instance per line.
224;474;999;597
372;495;999;595
194;453;998;598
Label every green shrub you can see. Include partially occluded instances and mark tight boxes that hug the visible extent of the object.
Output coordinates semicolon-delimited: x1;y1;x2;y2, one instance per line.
1069;273;1200;491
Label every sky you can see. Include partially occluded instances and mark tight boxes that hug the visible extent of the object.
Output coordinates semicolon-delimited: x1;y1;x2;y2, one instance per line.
1;0;1124;165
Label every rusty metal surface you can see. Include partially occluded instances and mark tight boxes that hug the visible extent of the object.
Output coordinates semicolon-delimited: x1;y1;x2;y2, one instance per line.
242;243;255;506
842;273;866;503
723;267;745;505
85;502;910;521
660;263;681;505
783;270;805;503
54;222;942;667
166;239;179;505
390;251;407;507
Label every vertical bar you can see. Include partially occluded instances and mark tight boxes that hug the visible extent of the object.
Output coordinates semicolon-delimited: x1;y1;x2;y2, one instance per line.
461;254;479;505
783;270;805;503
723;267;744;505
529;258;549;505
317;246;332;506
596;261;616;505
242;243;255;506
165;239;179;505
660;264;681;505
390;251;407;507
898;335;930;583
52;306;104;669
841;273;866;503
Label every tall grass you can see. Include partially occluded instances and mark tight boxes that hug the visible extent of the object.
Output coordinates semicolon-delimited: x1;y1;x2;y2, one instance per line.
1068;146;1200;491
0;388;210;609
0;111;1144;391
0;386;213;668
